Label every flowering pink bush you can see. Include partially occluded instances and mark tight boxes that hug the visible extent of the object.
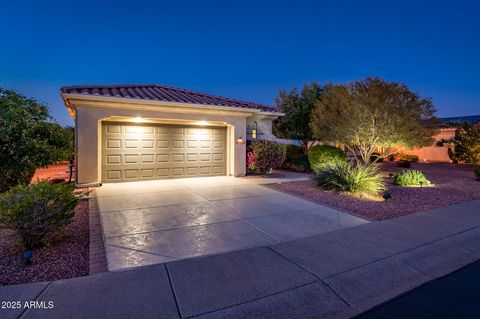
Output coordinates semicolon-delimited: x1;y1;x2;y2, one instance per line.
247;141;286;174
246;146;257;172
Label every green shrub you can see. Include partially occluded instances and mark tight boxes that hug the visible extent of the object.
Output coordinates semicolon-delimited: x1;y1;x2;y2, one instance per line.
308;145;348;173
397;160;411;168
452;123;480;165
291;154;309;172
0;181;78;249
474;166;480;181
248;140;286;174
314;162;385;196
283;144;303;168
394;170;431;186
399;154;419;162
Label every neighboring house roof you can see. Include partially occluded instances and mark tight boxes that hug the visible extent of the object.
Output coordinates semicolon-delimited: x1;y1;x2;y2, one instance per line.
61;84;279;113
440;115;480;127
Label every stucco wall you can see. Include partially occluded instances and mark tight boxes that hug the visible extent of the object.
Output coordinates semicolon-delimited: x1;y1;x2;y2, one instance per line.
401;129;455;163
74;105;248;186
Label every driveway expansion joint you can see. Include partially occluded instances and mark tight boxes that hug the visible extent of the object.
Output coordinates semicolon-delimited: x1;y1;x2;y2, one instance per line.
18;282;52;319
165;264;183;319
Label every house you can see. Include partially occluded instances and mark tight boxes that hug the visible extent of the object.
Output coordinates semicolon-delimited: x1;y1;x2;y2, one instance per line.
61;84;283;187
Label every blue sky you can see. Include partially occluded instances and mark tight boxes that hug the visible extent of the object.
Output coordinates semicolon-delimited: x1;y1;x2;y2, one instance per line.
1;0;479;126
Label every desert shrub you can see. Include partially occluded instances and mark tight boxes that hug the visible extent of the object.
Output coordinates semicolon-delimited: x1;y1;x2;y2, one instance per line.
248;140;286;174
0;181;78;249
314;162;385;196
291;154;309;172
397;160;411;168
394;170;431;186
474;166;480;181
308;145;348;173
399;154;419;162
283;144;303;168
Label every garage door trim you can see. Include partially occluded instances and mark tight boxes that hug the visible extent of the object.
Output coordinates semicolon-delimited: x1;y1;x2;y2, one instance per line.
101;122;227;182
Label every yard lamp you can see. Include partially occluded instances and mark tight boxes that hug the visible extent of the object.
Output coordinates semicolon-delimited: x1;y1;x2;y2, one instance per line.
383;192;392;202
388;173;394;179
22;250;32;265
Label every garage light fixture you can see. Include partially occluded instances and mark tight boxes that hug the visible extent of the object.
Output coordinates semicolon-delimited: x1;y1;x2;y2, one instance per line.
132;117;144;123
236;137;245;144
197;121;208;126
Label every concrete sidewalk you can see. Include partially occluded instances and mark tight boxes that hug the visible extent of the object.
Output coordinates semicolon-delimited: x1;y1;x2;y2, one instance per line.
1;199;479;319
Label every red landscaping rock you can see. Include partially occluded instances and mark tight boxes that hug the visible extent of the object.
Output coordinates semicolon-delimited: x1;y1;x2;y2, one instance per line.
269;162;480;221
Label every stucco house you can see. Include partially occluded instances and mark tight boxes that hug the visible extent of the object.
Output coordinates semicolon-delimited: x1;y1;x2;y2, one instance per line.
61;84;284;187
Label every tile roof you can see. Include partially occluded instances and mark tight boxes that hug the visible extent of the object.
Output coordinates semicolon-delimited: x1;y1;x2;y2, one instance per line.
61;84;279;113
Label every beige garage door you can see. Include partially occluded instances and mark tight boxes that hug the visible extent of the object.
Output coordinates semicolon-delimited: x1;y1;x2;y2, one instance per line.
102;122;227;182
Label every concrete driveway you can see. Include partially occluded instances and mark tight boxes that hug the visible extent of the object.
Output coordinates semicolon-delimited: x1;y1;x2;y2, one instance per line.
95;173;368;271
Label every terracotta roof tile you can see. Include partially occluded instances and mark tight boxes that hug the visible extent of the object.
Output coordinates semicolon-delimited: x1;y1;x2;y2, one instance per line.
61;84;279;113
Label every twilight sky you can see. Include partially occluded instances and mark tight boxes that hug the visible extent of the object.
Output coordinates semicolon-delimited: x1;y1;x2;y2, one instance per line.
1;0;479;126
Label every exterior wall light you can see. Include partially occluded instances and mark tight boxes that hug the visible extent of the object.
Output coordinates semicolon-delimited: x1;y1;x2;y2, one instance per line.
252;129;257;139
236;137;245;144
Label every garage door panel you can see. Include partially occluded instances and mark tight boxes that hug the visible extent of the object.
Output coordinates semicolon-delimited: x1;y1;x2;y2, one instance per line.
141;154;155;164
172;154;185;162
199;140;210;148
124;139;139;148
157;140;169;148
157;154;169;163
172;167;186;176
106;139;122;149
102;122;226;182
156;168;170;177
171;127;185;135
141;139;154;149
106;170;122;181
212;166;224;174
212;140;223;148
106;155;122;164
172;140;184;148
124;154;139;164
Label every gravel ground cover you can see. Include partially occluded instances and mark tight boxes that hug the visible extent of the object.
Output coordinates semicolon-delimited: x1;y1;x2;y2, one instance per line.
268;162;480;221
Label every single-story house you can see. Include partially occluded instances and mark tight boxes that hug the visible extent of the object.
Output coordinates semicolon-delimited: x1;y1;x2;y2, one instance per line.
61;84;284;187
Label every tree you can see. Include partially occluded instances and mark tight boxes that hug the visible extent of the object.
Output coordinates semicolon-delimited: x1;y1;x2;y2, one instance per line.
0;88;74;192
452;122;480;164
311;77;439;164
273;82;328;154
